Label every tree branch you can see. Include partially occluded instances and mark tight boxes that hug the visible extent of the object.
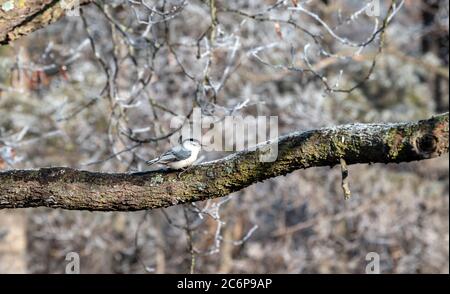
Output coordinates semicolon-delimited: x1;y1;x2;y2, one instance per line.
0;0;92;45
0;113;448;211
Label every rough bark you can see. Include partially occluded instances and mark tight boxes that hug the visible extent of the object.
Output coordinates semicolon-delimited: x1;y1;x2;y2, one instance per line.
0;0;92;45
0;113;448;211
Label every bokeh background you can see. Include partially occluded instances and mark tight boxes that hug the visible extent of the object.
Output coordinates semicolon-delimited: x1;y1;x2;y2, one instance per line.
0;0;448;273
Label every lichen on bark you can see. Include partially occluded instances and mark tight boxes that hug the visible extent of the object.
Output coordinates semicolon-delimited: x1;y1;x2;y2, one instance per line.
0;0;92;45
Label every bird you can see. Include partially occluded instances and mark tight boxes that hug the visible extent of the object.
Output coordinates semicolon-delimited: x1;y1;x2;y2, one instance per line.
146;138;202;170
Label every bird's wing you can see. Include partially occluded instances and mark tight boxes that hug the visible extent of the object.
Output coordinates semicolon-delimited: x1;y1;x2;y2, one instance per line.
158;146;191;163
146;146;192;165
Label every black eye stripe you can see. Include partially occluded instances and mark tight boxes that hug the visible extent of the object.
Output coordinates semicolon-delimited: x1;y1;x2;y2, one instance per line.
183;138;201;145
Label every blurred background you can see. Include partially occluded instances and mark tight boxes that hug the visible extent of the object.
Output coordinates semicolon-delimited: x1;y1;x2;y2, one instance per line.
0;0;448;273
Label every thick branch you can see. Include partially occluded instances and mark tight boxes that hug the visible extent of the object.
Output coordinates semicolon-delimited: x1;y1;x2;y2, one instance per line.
0;113;448;211
0;0;92;45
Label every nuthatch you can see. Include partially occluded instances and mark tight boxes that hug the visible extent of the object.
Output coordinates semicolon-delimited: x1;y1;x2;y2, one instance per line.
146;138;202;170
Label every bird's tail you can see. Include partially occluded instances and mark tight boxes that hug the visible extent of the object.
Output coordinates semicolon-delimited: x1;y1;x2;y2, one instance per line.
146;157;160;166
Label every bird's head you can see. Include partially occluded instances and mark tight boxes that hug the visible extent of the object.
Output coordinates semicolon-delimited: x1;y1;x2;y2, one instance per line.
182;138;202;150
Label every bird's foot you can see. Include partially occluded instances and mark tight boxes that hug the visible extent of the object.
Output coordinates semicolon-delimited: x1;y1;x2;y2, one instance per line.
177;166;194;179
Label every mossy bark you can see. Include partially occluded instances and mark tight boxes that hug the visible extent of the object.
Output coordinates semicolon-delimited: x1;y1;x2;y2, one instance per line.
0;113;448;211
0;0;92;45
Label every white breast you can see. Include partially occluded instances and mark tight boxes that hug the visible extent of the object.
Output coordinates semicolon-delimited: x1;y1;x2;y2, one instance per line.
167;149;200;170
